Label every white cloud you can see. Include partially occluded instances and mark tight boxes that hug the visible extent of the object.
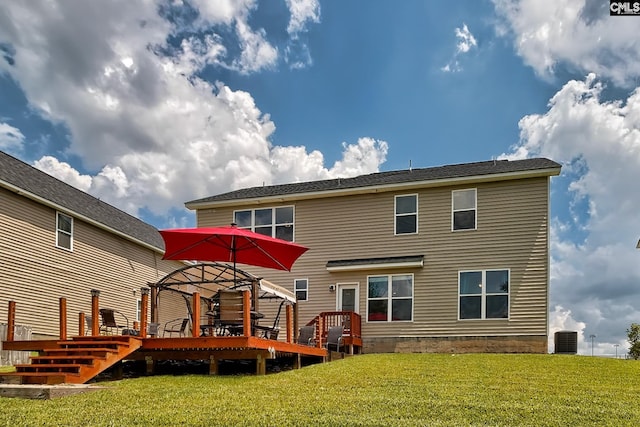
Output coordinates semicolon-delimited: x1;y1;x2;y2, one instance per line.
0;122;24;154
0;1;385;223
501;74;640;354
442;23;477;73
34;156;92;192
286;0;321;35
494;0;640;87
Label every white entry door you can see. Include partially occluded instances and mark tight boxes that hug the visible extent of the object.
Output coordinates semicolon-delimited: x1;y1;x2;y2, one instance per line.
337;283;359;313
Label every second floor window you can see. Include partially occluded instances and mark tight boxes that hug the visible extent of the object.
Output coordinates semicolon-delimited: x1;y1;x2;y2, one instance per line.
234;206;294;241
452;188;476;231
395;194;417;234
56;212;73;251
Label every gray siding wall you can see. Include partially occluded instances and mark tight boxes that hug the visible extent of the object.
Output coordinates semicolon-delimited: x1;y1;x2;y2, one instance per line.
195;177;550;343
0;187;185;338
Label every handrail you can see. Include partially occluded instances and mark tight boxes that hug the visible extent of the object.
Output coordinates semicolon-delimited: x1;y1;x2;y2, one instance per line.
305;311;361;347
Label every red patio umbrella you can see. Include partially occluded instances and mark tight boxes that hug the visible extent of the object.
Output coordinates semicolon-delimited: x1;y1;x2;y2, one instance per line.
159;224;308;272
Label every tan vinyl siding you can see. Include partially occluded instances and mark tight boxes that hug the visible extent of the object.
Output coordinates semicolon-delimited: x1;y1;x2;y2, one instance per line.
195;177;550;340
0;187;184;337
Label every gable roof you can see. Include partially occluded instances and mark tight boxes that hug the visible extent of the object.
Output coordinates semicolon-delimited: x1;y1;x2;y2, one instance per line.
0;151;164;251
186;157;561;208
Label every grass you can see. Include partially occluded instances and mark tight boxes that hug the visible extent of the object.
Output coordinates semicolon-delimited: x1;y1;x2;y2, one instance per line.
1;353;639;426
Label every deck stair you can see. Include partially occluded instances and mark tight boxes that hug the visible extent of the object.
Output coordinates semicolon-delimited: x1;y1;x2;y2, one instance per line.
3;336;142;385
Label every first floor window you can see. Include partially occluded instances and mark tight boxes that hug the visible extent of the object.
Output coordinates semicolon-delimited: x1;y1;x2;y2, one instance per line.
136;299;142;321
234;206;295;241
367;274;413;322
295;278;308;301
56;212;73;250
459;269;509;319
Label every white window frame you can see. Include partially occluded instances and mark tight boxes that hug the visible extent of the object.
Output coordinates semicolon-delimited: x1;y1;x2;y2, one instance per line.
294;278;308;301
452;188;477;231
458;269;510;320
56;212;73;251
136;298;142;322
394;194;418;235
233;206;295;241
366;273;414;322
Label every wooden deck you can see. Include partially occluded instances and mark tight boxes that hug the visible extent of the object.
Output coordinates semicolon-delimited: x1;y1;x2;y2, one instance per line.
2;334;328;383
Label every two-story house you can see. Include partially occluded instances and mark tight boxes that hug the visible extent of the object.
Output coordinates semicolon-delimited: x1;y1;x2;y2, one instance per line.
185;158;561;353
0;151;185;343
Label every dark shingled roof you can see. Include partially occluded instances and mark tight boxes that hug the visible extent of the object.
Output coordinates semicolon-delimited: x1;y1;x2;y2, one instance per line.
0;151;164;250
188;157;561;205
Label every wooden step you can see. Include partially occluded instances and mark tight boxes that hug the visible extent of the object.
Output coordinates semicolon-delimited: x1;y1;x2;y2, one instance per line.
15;364;83;374
30;355;100;365
2;372;72;385
61;340;130;348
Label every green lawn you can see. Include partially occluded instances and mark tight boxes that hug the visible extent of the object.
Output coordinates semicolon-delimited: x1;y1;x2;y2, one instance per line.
1;353;639;426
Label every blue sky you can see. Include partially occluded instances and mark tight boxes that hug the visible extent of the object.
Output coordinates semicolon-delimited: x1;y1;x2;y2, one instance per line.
2;0;640;355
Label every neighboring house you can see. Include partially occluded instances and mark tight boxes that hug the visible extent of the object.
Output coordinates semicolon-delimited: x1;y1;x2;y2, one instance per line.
186;158;562;353
0;151;185;340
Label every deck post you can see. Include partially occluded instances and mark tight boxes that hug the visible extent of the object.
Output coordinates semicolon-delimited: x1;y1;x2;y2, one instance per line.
140;287;149;337
145;356;155;375
209;355;218;375
59;297;67;340
150;284;158;323
286;304;293;343
78;312;85;336
6;300;15;342
293;303;299;344
242;290;251;337
256;354;266;375
192;291;201;337
91;289;100;336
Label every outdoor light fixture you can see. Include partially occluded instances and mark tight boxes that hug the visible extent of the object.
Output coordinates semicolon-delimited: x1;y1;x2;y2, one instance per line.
329;284;336;292
90;289;100;297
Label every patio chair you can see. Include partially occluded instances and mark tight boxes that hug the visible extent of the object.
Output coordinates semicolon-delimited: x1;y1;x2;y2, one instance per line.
218;290;244;335
297;325;315;345
99;308;129;335
325;325;344;352
163;318;189;337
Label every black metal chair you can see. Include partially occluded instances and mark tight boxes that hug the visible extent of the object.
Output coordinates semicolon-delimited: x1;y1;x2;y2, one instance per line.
297;325;315;345
325;325;344;352
99;308;129;335
163;318;189;337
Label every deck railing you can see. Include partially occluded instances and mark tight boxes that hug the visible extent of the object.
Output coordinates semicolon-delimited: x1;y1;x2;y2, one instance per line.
306;311;361;350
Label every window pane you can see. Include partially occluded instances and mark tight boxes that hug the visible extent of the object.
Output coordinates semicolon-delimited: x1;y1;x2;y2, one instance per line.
486;295;508;318
396;195;416;214
460;296;481;319
254;226;272;236
275;225;293;241
296;290;307;301
396;215;416;234
368;276;388;298
486;270;509;293
392;299;412;321
453;210;475;230
295;279;307;290
453;189;475;210
234;210;251;228
368;300;388;321
255;208;272;226
460;272;482;294
275;206;293;224
58;213;72;233
392;275;412;297
57;231;71;250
